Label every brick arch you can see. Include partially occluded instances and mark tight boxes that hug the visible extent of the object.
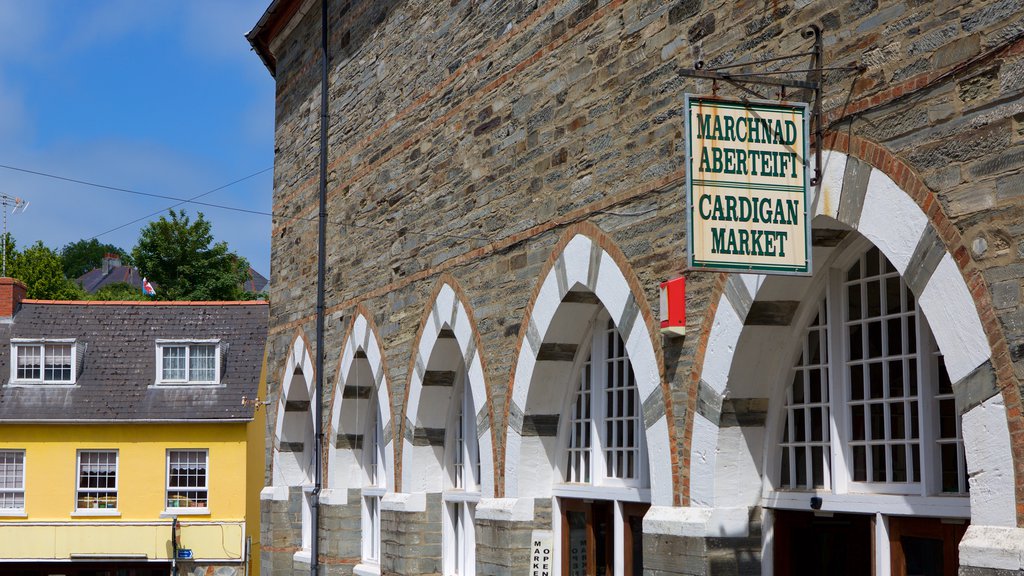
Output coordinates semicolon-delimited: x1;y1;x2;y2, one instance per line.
502;221;676;506
682;134;1023;527
398;274;497;497
325;305;397;492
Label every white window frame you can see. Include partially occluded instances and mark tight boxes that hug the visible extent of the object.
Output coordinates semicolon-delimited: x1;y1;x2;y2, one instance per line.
768;243;969;513
164;449;209;514
555;311;649;494
443;374;480;576
74;450;119;516
551;310;652;576
360;395;386;569
10;339;76;385
0;450;25;516
155;339;221;386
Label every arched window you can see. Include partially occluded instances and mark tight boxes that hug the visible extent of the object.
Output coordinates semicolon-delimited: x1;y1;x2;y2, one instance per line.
361;394;385;568
778;246;966;495
772;246;968;574
443;375;479;576
556;311;649;576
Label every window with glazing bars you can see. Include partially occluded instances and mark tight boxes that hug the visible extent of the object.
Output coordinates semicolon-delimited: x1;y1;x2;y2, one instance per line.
159;343;217;383
0;451;24;510
780;300;831;489
566;317;642;485
14;342;73;383
77;450;117;510
778;247;968;495
167;450;208;509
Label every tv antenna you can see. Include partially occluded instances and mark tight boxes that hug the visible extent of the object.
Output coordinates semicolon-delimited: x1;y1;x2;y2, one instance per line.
0;194;28;277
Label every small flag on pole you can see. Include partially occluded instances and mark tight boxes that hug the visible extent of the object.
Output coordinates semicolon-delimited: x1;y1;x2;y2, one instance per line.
142;277;156;296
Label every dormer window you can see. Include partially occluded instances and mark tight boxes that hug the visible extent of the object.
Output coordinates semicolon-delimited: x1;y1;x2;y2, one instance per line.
11;340;76;384
156;340;220;385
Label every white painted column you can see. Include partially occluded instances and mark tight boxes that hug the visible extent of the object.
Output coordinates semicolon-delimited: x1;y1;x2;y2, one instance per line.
613;500;624;576
874;512;890;576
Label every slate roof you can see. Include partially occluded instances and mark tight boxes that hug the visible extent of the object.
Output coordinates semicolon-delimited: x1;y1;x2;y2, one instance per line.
0;300;268;422
77;265;144;294
77;266;268;295
244;267;269;293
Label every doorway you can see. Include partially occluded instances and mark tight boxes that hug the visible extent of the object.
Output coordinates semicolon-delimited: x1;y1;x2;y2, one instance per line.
561;498;648;576
889;516;967;576
773;510;872;576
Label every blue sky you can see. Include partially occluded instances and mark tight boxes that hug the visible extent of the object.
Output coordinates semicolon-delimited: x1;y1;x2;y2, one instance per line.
0;1;274;276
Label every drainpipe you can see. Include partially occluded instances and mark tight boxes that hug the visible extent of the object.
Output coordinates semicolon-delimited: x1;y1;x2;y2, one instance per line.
311;0;328;574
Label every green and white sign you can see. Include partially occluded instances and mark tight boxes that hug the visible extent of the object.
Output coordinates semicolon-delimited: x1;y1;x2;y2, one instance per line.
685;95;811;275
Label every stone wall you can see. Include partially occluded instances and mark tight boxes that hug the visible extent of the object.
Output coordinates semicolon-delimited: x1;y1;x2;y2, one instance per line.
256;0;1024;572
380;494;442;576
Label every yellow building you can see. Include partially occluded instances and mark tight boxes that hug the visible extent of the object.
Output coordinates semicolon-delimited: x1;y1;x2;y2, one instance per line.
0;279;267;576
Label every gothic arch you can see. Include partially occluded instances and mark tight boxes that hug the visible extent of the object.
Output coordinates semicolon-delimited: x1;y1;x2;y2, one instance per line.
503;224;675;506
272;330;317;487
687;143;1019;532
326;306;396;493
399;276;496;497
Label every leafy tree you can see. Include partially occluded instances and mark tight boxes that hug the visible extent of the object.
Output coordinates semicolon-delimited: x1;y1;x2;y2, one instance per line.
10;241;84;300
60;238;132;279
132;210;250;301
88;282;148;302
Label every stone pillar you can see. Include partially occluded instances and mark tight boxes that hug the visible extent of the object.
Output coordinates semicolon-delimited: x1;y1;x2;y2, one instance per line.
475;498;551;576
260;486;305;576
958;525;1024;575
380;492;442;576
317;489;363;575
642;506;762;576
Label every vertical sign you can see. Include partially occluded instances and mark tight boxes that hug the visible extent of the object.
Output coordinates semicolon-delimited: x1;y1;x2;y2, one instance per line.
685;95;811;275
530;530;553;576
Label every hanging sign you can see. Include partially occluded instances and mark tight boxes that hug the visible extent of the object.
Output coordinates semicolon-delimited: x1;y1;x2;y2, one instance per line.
685;95;811;275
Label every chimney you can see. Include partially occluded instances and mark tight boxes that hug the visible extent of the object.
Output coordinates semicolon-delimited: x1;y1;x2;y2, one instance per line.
0;278;27;318
101;253;121;276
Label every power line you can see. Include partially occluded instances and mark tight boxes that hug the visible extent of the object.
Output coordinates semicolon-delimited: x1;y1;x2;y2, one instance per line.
91;167;273;240
0;162;491;243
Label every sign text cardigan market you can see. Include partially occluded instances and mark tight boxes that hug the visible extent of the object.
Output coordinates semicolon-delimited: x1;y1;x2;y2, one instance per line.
685;96;811;275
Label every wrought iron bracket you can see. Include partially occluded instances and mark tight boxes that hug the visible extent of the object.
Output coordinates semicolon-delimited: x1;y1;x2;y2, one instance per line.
677;25;864;187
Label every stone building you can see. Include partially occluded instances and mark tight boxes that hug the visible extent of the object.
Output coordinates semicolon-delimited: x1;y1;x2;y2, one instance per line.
247;0;1024;574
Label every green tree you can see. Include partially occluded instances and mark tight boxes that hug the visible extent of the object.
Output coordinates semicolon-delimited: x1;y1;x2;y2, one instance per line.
132;210;249;301
10;241;84;300
60;238;132;279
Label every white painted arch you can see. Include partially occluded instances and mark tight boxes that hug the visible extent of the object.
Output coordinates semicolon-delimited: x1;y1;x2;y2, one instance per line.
504;232;673;506
402;282;496;498
690;149;1015;528
272;334;317;488
327;312;396;494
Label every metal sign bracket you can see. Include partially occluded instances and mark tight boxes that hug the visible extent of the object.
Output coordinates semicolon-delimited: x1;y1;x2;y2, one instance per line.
677;25;864;186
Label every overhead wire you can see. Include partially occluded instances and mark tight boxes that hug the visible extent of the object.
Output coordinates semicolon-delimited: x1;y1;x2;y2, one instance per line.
90;167;273;239
0;162;492;243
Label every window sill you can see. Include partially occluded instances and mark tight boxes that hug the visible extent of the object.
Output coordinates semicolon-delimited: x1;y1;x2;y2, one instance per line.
7;382;77;387
552;483;651;503
442;490;481;503
71;509;121;517
151;383;224;389
0;510;27;518
160;508;210;517
353;562;381;576
764;490;971;518
293;549;312;564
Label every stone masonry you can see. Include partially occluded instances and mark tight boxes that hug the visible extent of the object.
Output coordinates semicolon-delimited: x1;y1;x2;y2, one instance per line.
251;0;1024;574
